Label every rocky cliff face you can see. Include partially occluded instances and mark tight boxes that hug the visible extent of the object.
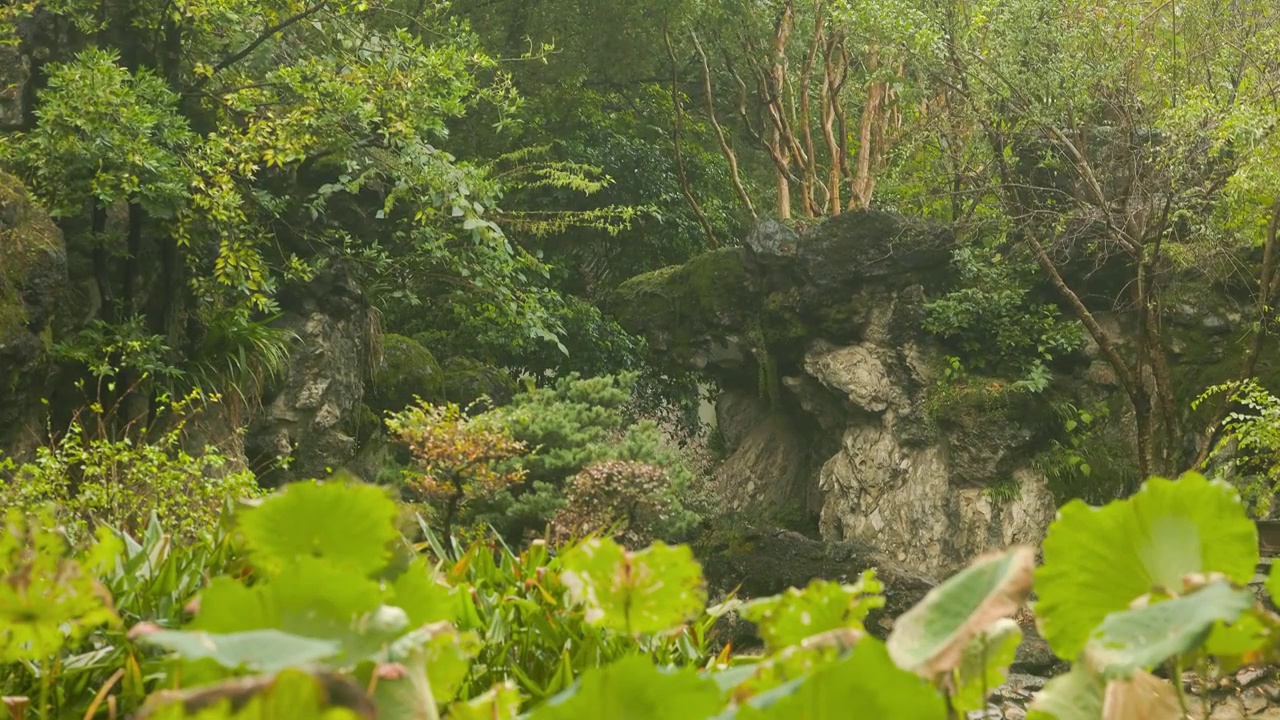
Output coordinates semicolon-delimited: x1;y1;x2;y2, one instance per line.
245;270;375;486
0;172;67;456
610;211;1267;576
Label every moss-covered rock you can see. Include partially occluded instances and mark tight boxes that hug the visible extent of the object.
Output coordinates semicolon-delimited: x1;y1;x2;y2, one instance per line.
0;172;63;337
440;356;517;407
607;248;759;364
0;172;66;454
369;333;444;415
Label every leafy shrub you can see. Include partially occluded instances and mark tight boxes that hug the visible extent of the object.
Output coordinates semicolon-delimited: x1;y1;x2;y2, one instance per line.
386;402;528;535
472;373;706;541
386;374;707;543
1195;378;1280;516
923;245;1082;387
550;460;698;548
0;391;262;543
1035;400;1140;505
1;515;241;718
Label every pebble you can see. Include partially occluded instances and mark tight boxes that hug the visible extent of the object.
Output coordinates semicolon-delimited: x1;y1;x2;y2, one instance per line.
1262;681;1280;702
1208;697;1244;720
1244;689;1270;715
1238;667;1267;687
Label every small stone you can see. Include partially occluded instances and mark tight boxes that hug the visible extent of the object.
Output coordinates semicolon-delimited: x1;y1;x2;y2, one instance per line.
1237;667;1266;687
1260;681;1280;702
1242;689;1269;715
1209;697;1245;720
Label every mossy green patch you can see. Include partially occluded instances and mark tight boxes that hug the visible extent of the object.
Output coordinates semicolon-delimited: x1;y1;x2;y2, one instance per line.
439;356;517;407
608;248;758;356
0;172;61;339
369;333;444;414
760;290;808;351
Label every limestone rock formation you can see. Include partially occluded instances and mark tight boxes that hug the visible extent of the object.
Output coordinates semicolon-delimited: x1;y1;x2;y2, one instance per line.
246;270;374;485
0;172;67;455
611;209;1272;577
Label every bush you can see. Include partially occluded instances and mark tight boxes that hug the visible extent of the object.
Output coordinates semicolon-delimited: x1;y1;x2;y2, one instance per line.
0;391;262;543
474;373;705;541
923;245;1082;387
385;373;707;543
385;401;527;535
550;460;697;548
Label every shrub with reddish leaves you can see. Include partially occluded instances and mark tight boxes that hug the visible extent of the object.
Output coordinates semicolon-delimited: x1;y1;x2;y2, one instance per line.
386;402;527;534
551;460;680;548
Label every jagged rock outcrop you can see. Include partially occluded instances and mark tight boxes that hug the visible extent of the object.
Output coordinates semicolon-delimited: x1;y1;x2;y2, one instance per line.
611;210;1056;576
0;172;67;456
246;270;374;485
610;209;1273;577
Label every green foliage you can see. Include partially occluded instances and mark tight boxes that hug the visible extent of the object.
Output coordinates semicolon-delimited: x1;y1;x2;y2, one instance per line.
738;575;884;652
1034;473;1259;661
1034;401;1140;505
13;470;1280;719
386;402;528;535
887;547;1033;683
560;539;706;636
1195;378;1280;516
4;47;195;219
0;510;120;663
236;480;400;577
0;390;262;543
1086;580;1254;676
923;246;1082;387
465;373;705;542
951;619;1022;713
526;655;721;720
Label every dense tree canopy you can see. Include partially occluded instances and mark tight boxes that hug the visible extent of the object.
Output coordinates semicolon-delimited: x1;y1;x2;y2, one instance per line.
5;0;1280;496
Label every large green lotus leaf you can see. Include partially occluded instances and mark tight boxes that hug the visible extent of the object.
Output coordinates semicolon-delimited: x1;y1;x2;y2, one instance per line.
140;629;340;673
385;559;457;628
371;623;481;720
560;539;706;635
238;480;399;577
447;681;521;720
732;637;947;719
188;558;407;665
951;617;1022;713
1086;580;1254;677
739;573;884;650
192;558;385;637
136;668;369;719
887;546;1034;678
528;654;722;720
1035;473;1256;660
